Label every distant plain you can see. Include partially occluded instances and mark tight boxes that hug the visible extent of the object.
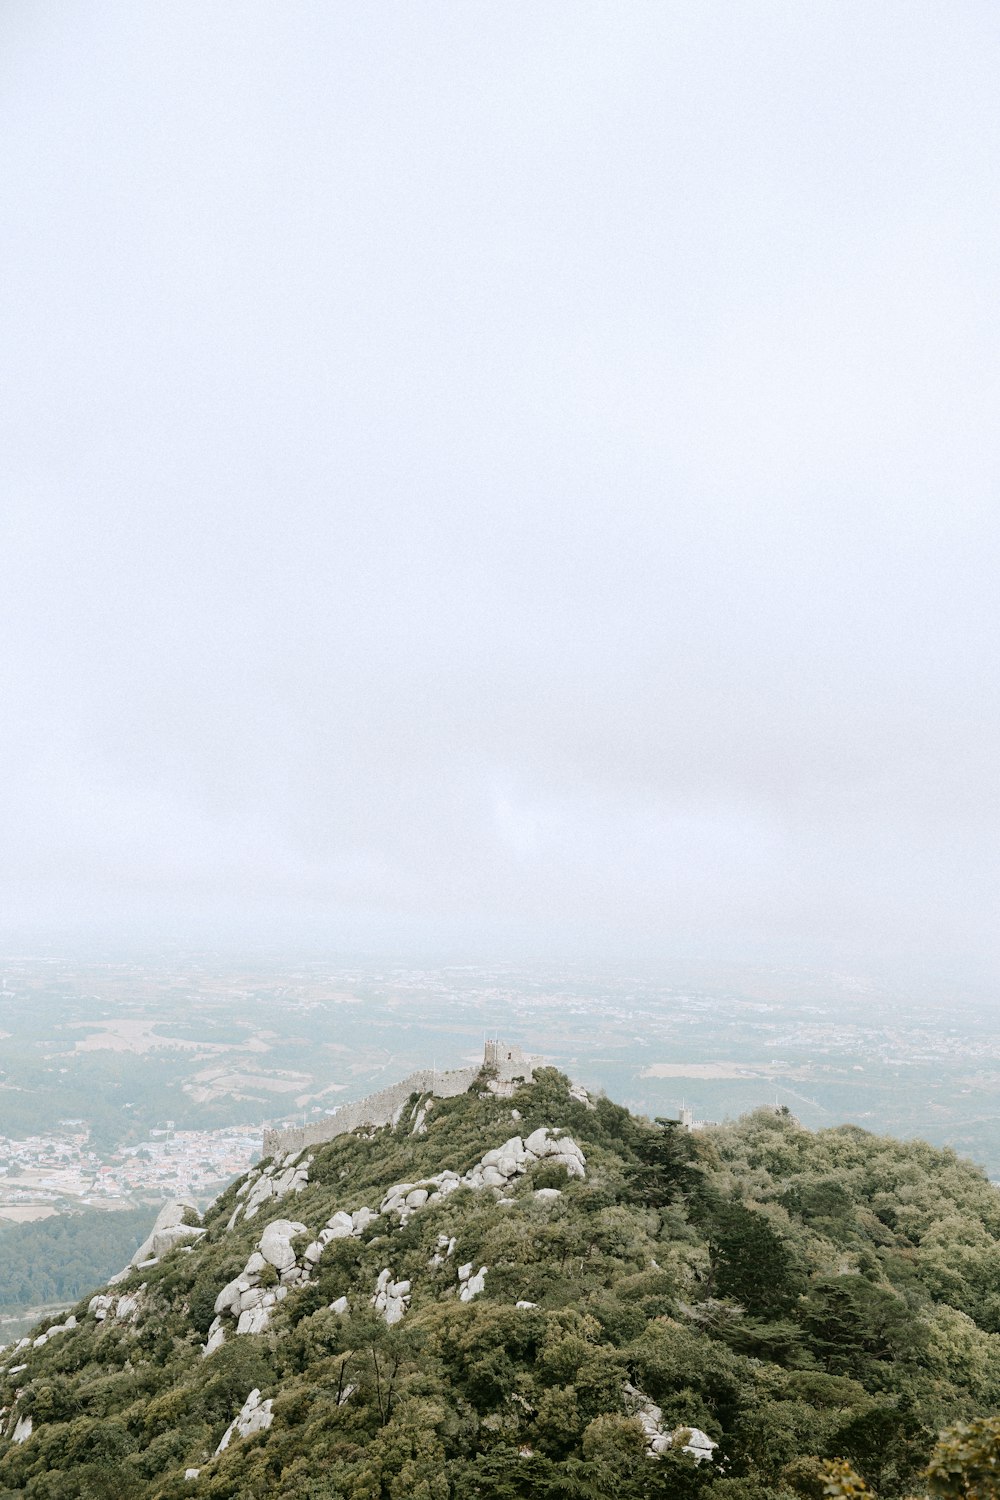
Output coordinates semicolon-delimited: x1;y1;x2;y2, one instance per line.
2;957;998;1173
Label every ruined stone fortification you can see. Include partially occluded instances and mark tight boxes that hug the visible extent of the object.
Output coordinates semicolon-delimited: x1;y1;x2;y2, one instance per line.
262;1040;541;1158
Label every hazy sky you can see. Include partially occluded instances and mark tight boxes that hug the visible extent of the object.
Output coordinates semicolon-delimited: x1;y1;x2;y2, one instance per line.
2;4;998;975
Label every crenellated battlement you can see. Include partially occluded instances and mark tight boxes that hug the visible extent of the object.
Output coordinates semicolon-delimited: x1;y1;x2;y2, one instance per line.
262;1039;541;1158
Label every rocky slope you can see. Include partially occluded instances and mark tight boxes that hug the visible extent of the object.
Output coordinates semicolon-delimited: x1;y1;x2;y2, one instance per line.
2;1064;1000;1498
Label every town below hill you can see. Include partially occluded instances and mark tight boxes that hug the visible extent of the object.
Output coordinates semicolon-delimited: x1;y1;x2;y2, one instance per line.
3;1058;1000;1497
3;954;1000;1350
3;955;999;1182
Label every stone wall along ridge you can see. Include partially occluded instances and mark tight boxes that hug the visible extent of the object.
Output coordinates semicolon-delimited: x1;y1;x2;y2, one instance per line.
262;1042;540;1158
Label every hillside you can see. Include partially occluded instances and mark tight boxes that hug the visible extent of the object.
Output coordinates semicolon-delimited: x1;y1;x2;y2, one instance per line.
0;1209;157;1331
2;1064;1000;1498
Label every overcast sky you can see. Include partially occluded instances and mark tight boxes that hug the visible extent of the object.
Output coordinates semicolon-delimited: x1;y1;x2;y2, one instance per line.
1;3;998;977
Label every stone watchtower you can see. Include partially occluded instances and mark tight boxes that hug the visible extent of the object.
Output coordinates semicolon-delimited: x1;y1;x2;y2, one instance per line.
263;1038;544;1156
483;1038;540;1087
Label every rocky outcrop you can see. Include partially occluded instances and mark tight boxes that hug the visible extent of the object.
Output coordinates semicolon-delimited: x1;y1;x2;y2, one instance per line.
372;1269;410;1325
88;1291;144;1325
132;1199;204;1265
623;1383;717;1462
27;1314;78;1349
10;1415;32;1444
199;1123;584;1355
208;1218;309;1350
429;1233;457;1267
378;1128;587;1225
228;1151;312;1229
215;1389;274;1454
302;1204;376;1264
458;1263;487;1301
673;1427;718;1462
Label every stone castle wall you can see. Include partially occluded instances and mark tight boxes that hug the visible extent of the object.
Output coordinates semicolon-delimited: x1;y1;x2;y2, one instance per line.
262;1041;540;1158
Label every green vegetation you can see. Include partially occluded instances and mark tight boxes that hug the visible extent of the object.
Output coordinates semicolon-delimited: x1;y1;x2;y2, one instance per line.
0;1042;267;1149
3;1069;1000;1497
0;1208;153;1311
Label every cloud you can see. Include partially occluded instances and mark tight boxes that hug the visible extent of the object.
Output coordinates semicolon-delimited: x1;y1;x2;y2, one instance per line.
0;3;998;977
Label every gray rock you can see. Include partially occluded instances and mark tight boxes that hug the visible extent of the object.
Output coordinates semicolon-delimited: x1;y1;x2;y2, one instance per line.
115;1293;142;1322
622;1383;715;1461
215;1388;274;1453
236;1305;270;1336
383;1295;407;1325
459;1266;487;1301
259;1218;306;1271
554;1136;585;1161
149;1223;206;1260
203;1325;226;1357
547;1152;585;1178
674;1427;718;1462
371;1267;411;1325
214;1279;244;1316
132;1199;203;1266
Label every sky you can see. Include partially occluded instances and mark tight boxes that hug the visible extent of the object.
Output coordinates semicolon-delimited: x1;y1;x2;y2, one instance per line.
1;3;998;978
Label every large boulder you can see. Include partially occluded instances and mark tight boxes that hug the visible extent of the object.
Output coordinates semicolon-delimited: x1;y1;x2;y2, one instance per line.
132;1199;204;1265
459;1265;487;1302
320;1210;354;1242
258;1219;306;1272
215;1389;274;1453
214;1278;245;1316
372;1268;411;1325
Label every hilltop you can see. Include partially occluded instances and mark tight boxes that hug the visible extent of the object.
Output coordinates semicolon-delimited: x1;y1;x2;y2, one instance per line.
2;1062;1000;1498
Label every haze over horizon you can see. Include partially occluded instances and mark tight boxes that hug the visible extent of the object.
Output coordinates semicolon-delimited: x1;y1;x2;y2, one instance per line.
2;5;998;983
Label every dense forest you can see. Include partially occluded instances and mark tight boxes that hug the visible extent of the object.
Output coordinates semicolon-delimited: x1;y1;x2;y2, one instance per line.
3;1066;1000;1497
0;1209;153;1312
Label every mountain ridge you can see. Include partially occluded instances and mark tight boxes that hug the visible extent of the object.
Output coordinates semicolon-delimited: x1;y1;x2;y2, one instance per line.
2;1061;1000;1497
